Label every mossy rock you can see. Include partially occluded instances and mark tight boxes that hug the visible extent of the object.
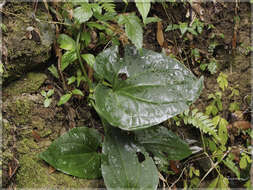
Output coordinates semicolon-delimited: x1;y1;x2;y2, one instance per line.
3;72;47;97
16;151;103;188
3;2;55;83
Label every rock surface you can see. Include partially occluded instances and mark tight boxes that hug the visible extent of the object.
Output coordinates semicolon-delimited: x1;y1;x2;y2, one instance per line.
2;72;103;188
3;2;55;83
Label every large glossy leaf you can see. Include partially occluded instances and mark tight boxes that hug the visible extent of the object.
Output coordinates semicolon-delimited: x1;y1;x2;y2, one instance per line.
92;45;204;130
39;127;102;179
134;125;192;160
101;127;159;190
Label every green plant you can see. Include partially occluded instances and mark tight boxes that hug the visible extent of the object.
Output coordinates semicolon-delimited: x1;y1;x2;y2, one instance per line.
41;89;54;108
39;45;204;189
205;92;223;116
165;18;204;37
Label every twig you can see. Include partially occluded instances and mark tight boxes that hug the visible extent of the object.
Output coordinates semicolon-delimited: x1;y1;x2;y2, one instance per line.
169;167;187;189
197;149;230;187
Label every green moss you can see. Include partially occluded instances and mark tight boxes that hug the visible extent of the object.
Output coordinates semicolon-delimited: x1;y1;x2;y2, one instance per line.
17;139;39;154
4;72;47;96
16;152;103;188
38;128;52;138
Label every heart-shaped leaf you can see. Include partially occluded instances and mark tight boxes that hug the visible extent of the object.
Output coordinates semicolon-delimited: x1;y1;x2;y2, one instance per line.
134;125;192;160
102;127;159;190
39;127;102;179
92;45;204;130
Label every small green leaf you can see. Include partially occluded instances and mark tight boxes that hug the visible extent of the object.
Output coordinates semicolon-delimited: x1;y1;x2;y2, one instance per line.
239;156;247;169
218;118;228;145
57;93;72;106
87;22;106;30
48;65;59;79
135;0;151;23
200;64;207;71
179;22;188;36
217;72;228;91
209;176;219;189
39;127;102;179
47;89;54;97
61;51;78;71
44;98;52;108
81;31;91;47
67;76;76;85
58;34;76;51
118;14;143;49
208;60;217;74
72;89;84;96
74;4;93;24
41;90;47;97
81;53;95;67
144;17;161;25
102;127;159;190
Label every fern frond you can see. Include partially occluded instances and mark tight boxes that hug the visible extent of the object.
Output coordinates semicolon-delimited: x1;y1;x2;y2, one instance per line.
181;109;218;138
101;2;116;13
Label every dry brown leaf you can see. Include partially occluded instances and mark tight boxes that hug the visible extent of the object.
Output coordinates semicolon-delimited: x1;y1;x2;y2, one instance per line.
48;166;56;174
156;21;164;47
169;160;180;174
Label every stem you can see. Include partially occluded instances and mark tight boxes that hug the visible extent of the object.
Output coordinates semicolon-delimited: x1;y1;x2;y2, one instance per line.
76;26;92;91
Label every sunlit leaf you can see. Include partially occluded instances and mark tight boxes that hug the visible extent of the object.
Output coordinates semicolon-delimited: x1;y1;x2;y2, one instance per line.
61;51;78;71
135;0;151;23
74;4;93;24
57;93;72;106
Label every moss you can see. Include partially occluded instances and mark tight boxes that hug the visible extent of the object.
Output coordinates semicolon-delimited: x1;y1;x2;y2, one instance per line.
17;139;39;154
4;72;47;96
38;128;52;138
16;152;103;188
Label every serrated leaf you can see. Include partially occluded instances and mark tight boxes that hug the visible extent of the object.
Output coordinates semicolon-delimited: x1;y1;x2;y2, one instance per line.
118;14;143;49
81;53;95;67
58;34;76;51
135;0;151;23
223;158;240;179
72;89;84;96
93;45;204;130
57;93;72;106
102;127;159;190
134;126;192;160
39;127;102;179
61;51;78;71
74;4;93;23
217;72;228;91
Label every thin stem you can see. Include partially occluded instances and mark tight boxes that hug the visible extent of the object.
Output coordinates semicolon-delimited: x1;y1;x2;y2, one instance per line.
76;26;92;91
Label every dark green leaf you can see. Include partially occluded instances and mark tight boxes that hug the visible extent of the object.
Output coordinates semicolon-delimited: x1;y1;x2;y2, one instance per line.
73;4;93;23
81;31;91;47
39;127;102;179
102;127;159;190
57;93;72;106
135;126;192;160
58;34;76;51
93;45;204;130
61;51;78;71
118;14;143;49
